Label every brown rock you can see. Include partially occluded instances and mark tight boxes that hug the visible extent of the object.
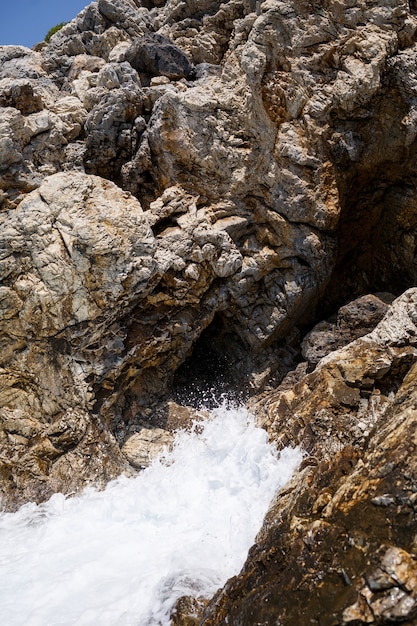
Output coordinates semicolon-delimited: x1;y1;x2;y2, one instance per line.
202;289;417;625
122;427;174;468
171;595;209;626
0;172;154;508
301;294;394;368
1;0;417;547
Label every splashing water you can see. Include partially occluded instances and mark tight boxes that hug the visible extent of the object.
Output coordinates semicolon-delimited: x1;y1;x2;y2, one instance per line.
0;405;302;626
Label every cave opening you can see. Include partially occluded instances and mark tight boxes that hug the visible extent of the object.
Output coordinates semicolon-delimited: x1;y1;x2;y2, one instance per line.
320;73;417;320
320;170;417;322
171;314;249;408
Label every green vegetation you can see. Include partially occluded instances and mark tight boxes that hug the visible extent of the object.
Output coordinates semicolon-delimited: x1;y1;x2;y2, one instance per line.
44;22;68;43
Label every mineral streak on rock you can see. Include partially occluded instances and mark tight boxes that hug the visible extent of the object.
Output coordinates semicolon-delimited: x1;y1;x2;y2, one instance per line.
1;0;417;621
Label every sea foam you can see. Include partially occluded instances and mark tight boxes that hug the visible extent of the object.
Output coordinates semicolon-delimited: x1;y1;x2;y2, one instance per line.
0;404;302;626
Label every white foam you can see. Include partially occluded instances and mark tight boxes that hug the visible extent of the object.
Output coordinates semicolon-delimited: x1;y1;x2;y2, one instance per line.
0;404;302;626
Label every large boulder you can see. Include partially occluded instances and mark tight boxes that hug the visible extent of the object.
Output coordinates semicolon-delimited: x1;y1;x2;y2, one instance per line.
124;33;194;81
0;171;155;507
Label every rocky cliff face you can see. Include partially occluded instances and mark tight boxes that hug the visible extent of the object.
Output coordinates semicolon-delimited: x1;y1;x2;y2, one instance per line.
201;288;417;625
1;0;417;621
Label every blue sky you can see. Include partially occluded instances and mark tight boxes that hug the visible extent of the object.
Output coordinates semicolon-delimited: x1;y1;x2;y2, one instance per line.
0;1;90;48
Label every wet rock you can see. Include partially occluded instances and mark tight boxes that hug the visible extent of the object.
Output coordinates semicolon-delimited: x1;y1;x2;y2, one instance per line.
122;427;174;468
201;289;417;625
343;547;417;624
171;595;209;626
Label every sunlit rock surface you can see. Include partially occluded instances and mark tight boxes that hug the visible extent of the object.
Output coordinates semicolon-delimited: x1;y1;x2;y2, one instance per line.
1;0;417;621
201;289;417;626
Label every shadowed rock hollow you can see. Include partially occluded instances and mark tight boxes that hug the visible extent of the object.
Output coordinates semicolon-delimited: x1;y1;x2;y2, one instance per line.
1;0;417;622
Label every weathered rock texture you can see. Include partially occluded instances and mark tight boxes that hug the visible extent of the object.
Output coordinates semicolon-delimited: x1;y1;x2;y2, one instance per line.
201;288;417;625
2;0;417;622
0;0;417;600
301;293;394;369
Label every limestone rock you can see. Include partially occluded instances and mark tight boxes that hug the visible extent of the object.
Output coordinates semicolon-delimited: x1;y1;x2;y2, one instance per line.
301;293;394;368
0;46;46;81
49;95;88;140
122;427;174;468
251;289;417;457
83;84;144;179
1;0;417;543
0;171;155;334
0;171;155;508
97;0;151;40
0;80;44;114
124;33;194;82
201;289;417;625
0;107;29;170
2;0;416;355
157;0;247;66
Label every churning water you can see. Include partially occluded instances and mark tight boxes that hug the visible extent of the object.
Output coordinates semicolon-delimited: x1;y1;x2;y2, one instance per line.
0;404;302;626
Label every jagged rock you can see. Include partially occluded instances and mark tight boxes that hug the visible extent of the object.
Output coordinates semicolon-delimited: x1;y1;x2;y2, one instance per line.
301;293;394;368
171;595;209;626
0;80;44;114
342;547;417;624
97;0;151;39
0;171;155;508
0;107;28;170
83;84;144;179
157;0;247;66
3;0;417;343
252;289;417;456
49;95;88;141
201;289;417;625
124;33;194;82
0;171;155;334
0;0;417;574
0;46;45;81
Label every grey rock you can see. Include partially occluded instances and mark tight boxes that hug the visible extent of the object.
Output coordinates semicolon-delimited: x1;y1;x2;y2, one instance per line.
124;33;193;81
192;63;222;81
0;46;45;80
84;85;144;179
98;0;152;39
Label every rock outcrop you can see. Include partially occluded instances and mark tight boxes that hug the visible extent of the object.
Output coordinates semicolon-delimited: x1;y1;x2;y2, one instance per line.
0;0;417;626
201;288;417;625
1;5;417;623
